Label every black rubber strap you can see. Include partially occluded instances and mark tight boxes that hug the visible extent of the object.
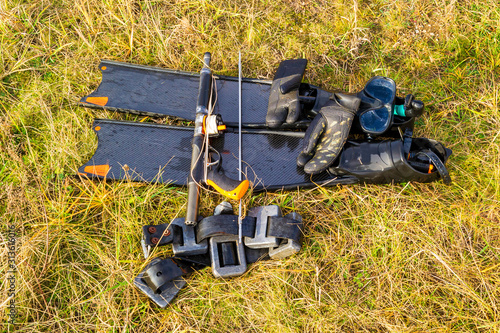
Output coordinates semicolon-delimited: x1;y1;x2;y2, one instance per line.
196;215;256;242
142;223;173;246
246;248;270;263
137;211;303;308
175;253;211;267
407;160;432;173
415;150;452;185
220;243;238;266
403;128;413;158
267;216;303;242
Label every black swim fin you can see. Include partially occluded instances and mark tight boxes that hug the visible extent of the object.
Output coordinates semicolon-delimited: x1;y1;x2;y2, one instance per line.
78;119;452;189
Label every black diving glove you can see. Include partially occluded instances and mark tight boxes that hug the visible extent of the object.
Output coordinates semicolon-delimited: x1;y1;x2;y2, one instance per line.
266;59;308;128
297;93;361;174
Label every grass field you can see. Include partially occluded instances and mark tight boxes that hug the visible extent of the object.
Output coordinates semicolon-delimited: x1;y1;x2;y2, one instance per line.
1;0;499;331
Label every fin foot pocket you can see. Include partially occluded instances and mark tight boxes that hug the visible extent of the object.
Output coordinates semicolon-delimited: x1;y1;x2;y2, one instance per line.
327;138;452;184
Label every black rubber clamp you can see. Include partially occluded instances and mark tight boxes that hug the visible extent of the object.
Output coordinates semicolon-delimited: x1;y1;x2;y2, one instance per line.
133;257;206;308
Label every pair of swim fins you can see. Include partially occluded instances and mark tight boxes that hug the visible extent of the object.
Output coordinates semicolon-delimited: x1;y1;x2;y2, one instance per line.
78;60;451;189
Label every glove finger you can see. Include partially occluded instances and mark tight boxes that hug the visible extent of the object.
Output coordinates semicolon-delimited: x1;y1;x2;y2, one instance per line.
285;96;301;124
297;114;326;167
267;104;288;128
280;73;303;94
266;86;289;128
303;109;354;174
303;132;346;174
303;135;334;174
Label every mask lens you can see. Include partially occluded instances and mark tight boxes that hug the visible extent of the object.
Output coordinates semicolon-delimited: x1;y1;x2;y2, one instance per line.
364;77;396;104
359;106;391;134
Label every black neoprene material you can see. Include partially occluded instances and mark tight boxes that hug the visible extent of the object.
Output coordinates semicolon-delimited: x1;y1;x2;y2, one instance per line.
297;93;360;174
266;59;308;128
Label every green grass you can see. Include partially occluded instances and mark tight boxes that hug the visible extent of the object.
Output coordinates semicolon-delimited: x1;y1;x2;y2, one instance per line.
1;0;499;331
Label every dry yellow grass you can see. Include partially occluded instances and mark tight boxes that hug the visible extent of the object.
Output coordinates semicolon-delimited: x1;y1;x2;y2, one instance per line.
1;0;499;332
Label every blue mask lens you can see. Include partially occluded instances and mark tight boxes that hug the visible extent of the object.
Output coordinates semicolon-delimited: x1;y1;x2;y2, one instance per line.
364;77;396;104
359;106;392;134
